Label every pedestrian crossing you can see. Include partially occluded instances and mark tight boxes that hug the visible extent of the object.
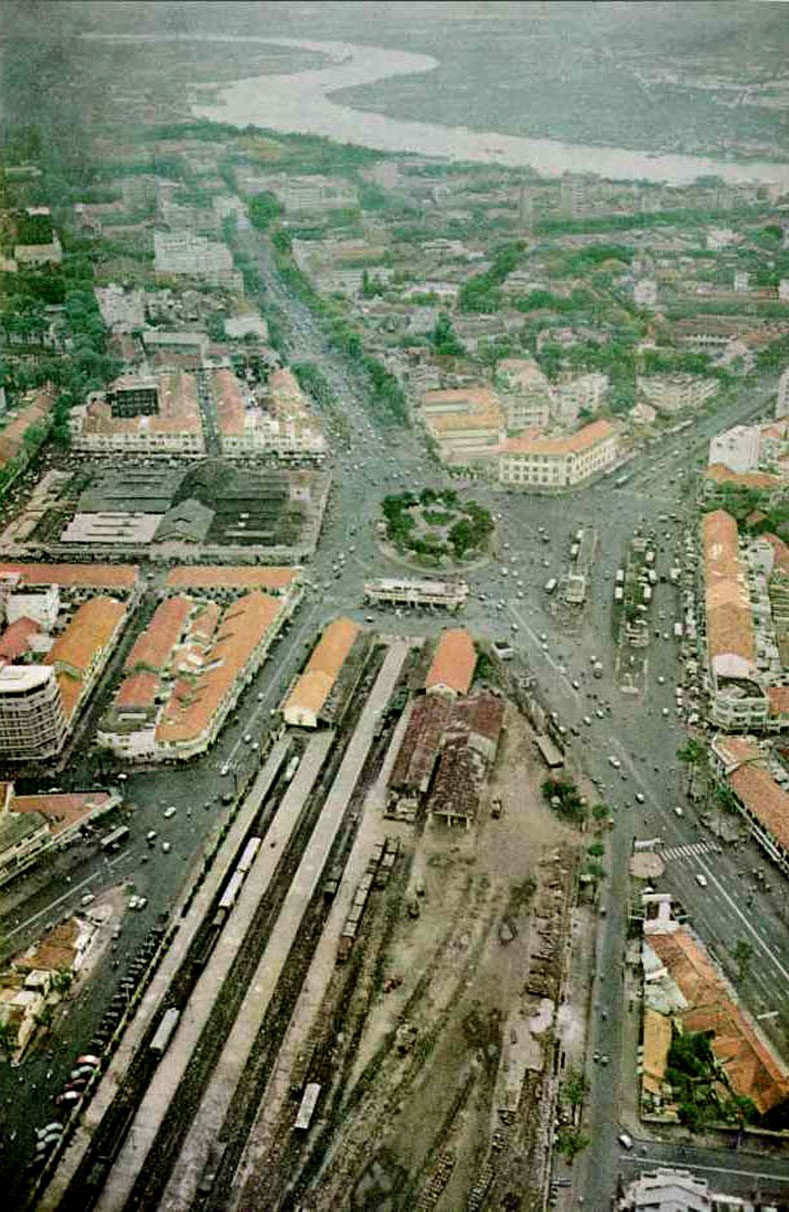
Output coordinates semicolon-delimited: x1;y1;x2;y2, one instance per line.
661;840;718;862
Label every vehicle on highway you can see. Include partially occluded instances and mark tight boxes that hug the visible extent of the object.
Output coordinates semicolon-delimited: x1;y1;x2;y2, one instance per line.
163;806;176;819
695;873;708;888
674;806;684;817
608;755;621;769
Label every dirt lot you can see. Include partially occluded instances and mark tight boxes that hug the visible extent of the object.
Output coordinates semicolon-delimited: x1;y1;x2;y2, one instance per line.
266;704;585;1212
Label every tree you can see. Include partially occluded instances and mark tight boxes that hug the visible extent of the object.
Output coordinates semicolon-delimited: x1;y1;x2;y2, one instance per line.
587;842;605;858
591;802;611;823
563;1068;587;1109
431;312;465;357
555;1125;590;1162
733;938;753;984
676;738;705;799
249;191;284;231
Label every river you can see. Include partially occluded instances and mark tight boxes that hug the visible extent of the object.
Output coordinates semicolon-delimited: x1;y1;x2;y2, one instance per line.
83;32;789;187
185;35;789;188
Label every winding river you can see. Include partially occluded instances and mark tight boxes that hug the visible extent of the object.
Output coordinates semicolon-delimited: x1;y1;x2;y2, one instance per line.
87;32;789;186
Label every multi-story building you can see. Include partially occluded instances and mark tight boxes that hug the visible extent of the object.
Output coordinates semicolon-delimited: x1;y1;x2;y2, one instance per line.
0;666;68;761
234;171;358;215
94;285;145;334
493;359;552;431
551;372;609;426
45;596;127;727
106;375;160;419
70;370;205;456
364;578;468;612
421;387;504;469
710;735;789;879
213;367;326;461
153;230;240;289
708;424;761;474
702;510;767;730
99;589;291;761
498;419;618;491
637;373;719;414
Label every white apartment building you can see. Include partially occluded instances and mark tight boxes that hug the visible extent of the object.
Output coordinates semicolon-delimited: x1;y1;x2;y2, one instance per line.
0;667;68;761
637;373;719;414
552;372;609;426
708;425;761;474
153;230;239;288
498;419;618;491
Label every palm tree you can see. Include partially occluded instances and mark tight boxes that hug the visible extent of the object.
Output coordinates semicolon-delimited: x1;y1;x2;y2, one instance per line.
676;738;706;800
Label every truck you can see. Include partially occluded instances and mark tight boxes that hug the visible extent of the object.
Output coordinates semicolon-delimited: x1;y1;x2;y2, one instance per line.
673;622;683;639
615;569;624;585
544;577;558;594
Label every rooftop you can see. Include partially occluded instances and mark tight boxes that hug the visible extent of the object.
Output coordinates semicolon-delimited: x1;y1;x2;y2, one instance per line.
155;591;283;745
165;565;300;592
500;418;616;457
0;562;138;590
425;629;476;696
284;617;360;720
649;926;789;1115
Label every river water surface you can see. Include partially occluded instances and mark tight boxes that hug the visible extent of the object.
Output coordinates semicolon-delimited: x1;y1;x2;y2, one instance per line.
187;35;789;187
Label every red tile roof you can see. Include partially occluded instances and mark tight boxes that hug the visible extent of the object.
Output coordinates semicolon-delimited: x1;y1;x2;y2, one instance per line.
46;598;126;678
425;629;476;695
729;760;789;855
706;463;781;489
125;596;192;673
702;510;754;667
11;791;115;838
115;670;159;710
155;591;282;745
0;617;39;662
0;562;138;589
165;566;299;592
211;367;246;436
649;927;789;1115
500;418;616;457
284;617;359;720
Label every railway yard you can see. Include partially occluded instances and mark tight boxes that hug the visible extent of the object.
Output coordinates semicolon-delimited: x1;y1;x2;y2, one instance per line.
31;630;584;1212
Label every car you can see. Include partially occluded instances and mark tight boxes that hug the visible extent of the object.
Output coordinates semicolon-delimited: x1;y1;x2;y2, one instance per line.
163;806;176;819
146;830;157;845
674;806;684;818
618;1132;634;1150
221;765;230;777
162;841;172;854
608;756;621;769
243;733;253;744
76;1055;100;1067
80;893;95;907
583;716;592;726
635;792;645;804
695;873;708;888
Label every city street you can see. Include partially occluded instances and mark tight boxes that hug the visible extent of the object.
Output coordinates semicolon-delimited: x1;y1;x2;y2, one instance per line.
1;226;786;1207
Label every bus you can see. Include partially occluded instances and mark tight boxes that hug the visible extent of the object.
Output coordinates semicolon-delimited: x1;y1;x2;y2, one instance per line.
150;1007;180;1057
294;1082;321;1131
100;825;130;852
